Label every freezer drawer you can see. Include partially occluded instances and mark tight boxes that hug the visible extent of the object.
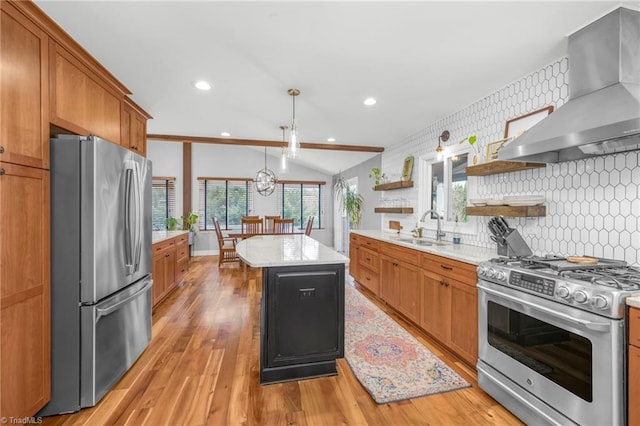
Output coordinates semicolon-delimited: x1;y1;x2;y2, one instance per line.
80;276;152;407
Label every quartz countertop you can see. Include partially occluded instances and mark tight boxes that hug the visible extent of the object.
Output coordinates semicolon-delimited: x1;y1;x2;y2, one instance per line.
236;234;349;268
627;296;640;309
350;229;497;265
152;230;189;244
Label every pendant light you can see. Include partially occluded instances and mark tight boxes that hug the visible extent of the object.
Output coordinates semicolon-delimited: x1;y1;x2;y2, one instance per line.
287;88;300;158
279;125;289;174
255;146;277;196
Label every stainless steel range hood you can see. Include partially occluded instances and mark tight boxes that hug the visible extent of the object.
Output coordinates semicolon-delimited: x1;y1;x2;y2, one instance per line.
499;7;640;163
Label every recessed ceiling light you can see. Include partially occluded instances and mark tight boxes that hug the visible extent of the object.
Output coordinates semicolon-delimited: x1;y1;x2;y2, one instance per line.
327;137;336;142
363;97;377;106
193;80;212;91
220;132;231;137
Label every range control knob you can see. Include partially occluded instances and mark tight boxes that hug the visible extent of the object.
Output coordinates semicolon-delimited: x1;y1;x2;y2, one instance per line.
487;268;496;279
477;266;486;276
496;271;507;281
573;290;588;304
557;286;570;299
592;295;608;309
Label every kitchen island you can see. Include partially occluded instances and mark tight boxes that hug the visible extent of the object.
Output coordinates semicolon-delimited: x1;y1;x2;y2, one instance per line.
236;234;349;384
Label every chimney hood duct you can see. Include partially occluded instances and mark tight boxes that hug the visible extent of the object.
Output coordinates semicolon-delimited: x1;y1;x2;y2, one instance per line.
499;7;640;163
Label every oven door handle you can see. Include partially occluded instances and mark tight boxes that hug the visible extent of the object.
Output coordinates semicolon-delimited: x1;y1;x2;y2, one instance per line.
479;284;611;332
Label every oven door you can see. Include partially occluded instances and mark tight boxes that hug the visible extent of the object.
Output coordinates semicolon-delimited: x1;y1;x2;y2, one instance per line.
478;280;625;426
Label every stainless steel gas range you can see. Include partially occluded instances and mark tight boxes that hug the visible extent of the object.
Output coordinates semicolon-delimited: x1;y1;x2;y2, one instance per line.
476;255;640;426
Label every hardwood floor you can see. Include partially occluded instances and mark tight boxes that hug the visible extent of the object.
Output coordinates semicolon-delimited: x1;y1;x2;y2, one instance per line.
42;256;522;425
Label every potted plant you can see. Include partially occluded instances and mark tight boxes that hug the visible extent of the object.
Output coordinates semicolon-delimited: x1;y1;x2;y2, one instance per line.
181;211;199;245
459;134;481;165
166;216;180;231
368;167;387;188
334;175;364;229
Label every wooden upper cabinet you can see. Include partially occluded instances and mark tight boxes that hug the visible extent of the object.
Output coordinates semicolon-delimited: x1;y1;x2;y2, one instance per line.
0;162;51;417
0;2;49;169
49;41;123;144
122;97;152;157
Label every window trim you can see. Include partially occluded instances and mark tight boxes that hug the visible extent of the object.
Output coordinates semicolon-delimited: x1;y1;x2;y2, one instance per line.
278;180;325;229
418;147;476;235
198;177;253;230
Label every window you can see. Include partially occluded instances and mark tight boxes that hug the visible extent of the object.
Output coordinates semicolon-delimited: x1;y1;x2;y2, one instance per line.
152;177;176;230
420;149;474;233
277;180;325;229
198;178;254;230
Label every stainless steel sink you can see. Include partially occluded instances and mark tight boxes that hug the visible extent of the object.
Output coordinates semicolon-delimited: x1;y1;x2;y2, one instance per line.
392;237;448;247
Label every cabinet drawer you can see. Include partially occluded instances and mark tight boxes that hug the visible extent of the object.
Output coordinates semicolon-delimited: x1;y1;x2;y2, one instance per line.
359;247;379;272
420;252;477;285
359;236;379;251
176;233;189;246
630;307;640;348
349;234;360;245
176;258;189;284
175;241;189;262
153;239;175;256
380;242;420;266
358;265;379;295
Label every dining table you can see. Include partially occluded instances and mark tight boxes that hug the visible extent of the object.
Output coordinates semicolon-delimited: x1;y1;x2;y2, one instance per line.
229;231;304;239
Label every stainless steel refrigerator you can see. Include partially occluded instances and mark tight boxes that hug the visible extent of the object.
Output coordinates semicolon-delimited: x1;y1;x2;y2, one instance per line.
39;135;153;416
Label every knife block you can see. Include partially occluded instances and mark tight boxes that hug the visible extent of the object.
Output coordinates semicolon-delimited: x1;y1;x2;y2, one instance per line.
497;228;533;258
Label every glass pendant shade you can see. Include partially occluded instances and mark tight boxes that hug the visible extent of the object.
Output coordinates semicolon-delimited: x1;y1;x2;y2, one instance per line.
279;148;289;174
288;123;299;158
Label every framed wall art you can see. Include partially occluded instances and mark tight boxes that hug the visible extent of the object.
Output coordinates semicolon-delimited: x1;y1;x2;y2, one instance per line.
402;155;414;181
504;105;554;139
485;137;513;162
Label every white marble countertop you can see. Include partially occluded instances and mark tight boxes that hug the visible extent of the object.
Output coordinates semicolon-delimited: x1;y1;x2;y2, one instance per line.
152;230;189;244
627;296;640;309
350;229;497;265
236;234;349;267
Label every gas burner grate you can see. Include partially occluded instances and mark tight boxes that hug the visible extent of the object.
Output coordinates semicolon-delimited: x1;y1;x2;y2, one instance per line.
559;267;640;291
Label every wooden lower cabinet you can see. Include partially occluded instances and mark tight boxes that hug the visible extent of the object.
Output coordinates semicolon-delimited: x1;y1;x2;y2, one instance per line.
152;233;189;307
420;271;451;343
348;234;360;283
448;279;478;363
379;255;400;308
0;163;50;417
629;307;640;426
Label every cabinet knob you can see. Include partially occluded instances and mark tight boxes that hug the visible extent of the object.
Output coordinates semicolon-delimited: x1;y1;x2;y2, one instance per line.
0;145;4;153
0;168;4;176
440;265;453;271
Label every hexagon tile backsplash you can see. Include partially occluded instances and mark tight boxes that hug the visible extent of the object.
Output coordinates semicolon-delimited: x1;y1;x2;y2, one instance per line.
381;57;640;266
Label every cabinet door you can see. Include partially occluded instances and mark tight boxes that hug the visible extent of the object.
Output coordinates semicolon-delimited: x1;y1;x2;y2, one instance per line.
50;42;122;144
449;279;478;365
630;345;639;426
130;111;147;156
0;163;50;416
164;250;176;293
420;272;450;342
379;256;399;308
0;3;49;169
358;265;379;295
348;241;359;282
152;254;165;306
398;262;420;324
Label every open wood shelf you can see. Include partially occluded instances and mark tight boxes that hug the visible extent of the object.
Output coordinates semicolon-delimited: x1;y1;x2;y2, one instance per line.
466;205;546;217
466;161;545;176
374;207;414;214
373;180;414;191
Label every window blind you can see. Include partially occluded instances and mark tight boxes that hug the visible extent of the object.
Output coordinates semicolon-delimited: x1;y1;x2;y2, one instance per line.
152;177;176;230
277;181;324;229
197;178;254;230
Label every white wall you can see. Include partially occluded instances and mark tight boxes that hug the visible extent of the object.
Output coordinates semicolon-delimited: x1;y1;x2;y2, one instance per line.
147;141;184;216
147;142;335;255
379;57;640;265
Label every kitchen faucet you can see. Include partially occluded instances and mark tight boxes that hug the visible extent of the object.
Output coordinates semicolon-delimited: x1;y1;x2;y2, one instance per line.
420;210;446;241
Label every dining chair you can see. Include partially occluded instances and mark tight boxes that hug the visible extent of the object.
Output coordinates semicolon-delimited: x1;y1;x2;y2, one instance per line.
241;216;264;236
273;217;295;234
213;217;239;266
305;215;315;236
264;215;280;234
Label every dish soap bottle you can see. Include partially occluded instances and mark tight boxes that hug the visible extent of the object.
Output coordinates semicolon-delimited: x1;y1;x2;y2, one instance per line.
453;216;461;244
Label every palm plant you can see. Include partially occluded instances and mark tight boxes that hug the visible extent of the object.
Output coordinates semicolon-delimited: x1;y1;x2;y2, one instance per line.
334;175;364;229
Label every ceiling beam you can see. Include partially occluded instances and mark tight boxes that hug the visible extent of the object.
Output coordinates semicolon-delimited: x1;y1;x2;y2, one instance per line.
147;134;384;153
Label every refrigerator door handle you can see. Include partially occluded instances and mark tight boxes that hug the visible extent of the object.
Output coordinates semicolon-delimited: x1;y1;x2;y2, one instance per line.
124;167;135;275
95;278;152;322
132;162;142;273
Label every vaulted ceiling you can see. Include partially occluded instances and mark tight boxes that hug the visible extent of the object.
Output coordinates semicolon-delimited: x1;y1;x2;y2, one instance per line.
35;1;632;174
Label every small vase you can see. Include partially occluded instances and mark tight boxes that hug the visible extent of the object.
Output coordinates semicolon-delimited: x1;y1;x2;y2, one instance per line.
472;154;481;165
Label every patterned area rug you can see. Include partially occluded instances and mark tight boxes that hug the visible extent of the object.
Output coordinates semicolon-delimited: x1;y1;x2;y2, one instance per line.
344;285;471;404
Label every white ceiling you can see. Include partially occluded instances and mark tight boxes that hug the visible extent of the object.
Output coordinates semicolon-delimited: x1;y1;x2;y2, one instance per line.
35;0;632;175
